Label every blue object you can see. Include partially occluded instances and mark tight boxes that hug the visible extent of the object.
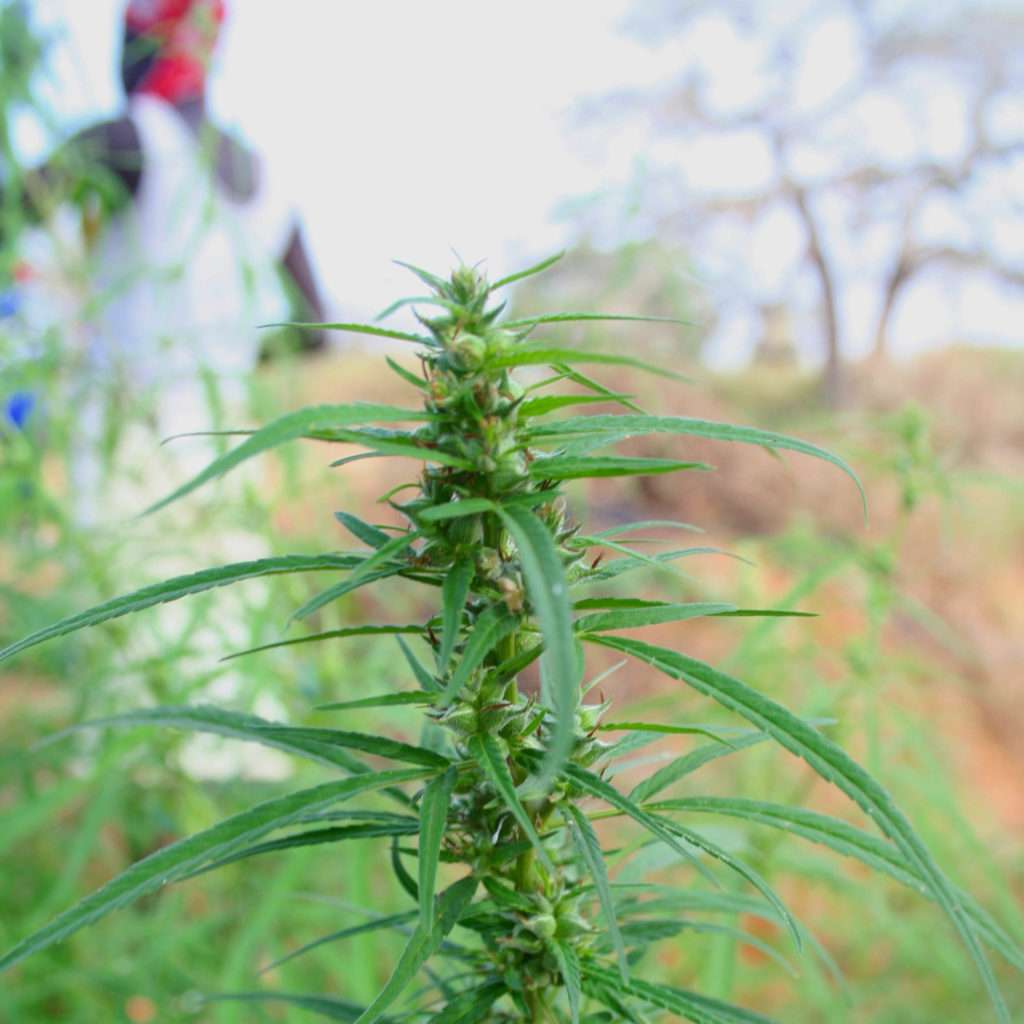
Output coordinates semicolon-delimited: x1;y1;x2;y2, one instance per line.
0;289;20;319
2;390;35;430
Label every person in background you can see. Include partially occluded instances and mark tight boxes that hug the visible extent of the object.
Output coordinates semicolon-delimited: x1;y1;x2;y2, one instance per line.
2;0;328;522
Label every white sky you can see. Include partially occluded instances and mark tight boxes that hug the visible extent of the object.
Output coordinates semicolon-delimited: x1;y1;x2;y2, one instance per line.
29;0;662;322
16;0;1024;364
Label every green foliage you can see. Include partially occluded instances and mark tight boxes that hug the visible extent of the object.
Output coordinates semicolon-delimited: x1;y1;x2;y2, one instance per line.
1;255;1021;1023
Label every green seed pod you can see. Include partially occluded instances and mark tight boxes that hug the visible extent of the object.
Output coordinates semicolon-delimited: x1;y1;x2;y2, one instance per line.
577;698;612;734
526;913;557;939
447;513;483;547
434;705;478;736
554;912;594;939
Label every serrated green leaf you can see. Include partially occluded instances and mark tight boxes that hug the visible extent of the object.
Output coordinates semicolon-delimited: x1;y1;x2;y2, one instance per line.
386;354;426;387
548;939;581;1024
504;311;697;330
290;532;423;621
574;602;737;633
597;722;737;746
315;692;432;712
35;703;379;775
518;393;635;418
0;768;428;974
628;730;777;805
651;813;802;953
334;511;394;550
355;874;477;1024
203;991;366;1021
481;876;537;914
419;767;457;927
558;763;715;886
393;259;449;293
223;623;428;662
260;909;419;975
490;344;687;381
397;635;441;693
529;414;865;520
145;403;426;513
435;602;517;708
277;317;430;345
467;734;554;874
529;455;710;480
186;819;421;878
586;963;777;1024
562;802;628;981
251;725;450;769
439;558;474;675
418;497;497;522
653;796;1024;974
313;427;474;469
498;504;577;785
591;520;703;538
491;250;566;289
589;634;1009;1023
421;981;506;1023
0;555;359;664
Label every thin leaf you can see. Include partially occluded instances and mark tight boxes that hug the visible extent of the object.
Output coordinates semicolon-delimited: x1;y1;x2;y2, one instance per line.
491;345;687;382
334;511;394;550
146;403;427;513
355;874;477;1024
651;813;802;953
397;635;441;693
386;354;426;387
272;318;430;345
491;250;566;289
314;693;432;712
251;725;450;769
260;910;418;975
419;767;458;927
653;797;1024;974
518;393;635;418
467;734;554;874
585;964;777;1024
223;624;427;661
186;820;421;878
504;311;697;330
597;722;737;747
314;427;474;469
529;455;710;481
574;602;737;633
438;558;474;675
589;634;1009;1023
558;762;716;886
548;939;582;1024
529;414;866;519
422;981;505;1023
203;991;365;1021
562;802;628;981
435;602;517;708
498;504;577;786
0;769;429;974
291;532;423;620
0;555;360;664
35;704;382;775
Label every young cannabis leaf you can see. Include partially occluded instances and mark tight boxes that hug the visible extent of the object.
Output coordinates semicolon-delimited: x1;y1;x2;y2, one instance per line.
1;254;1019;1023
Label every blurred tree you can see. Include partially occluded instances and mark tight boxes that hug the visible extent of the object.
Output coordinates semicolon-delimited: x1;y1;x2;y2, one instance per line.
575;0;1024;404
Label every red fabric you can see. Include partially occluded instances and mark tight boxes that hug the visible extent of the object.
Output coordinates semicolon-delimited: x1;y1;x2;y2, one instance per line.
123;0;225;104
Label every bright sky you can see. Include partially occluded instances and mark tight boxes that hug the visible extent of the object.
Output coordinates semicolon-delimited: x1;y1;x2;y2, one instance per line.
17;0;1024;363
31;0;662;322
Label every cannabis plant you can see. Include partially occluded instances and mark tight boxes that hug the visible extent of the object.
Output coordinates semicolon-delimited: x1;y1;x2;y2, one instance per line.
1;255;1020;1023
